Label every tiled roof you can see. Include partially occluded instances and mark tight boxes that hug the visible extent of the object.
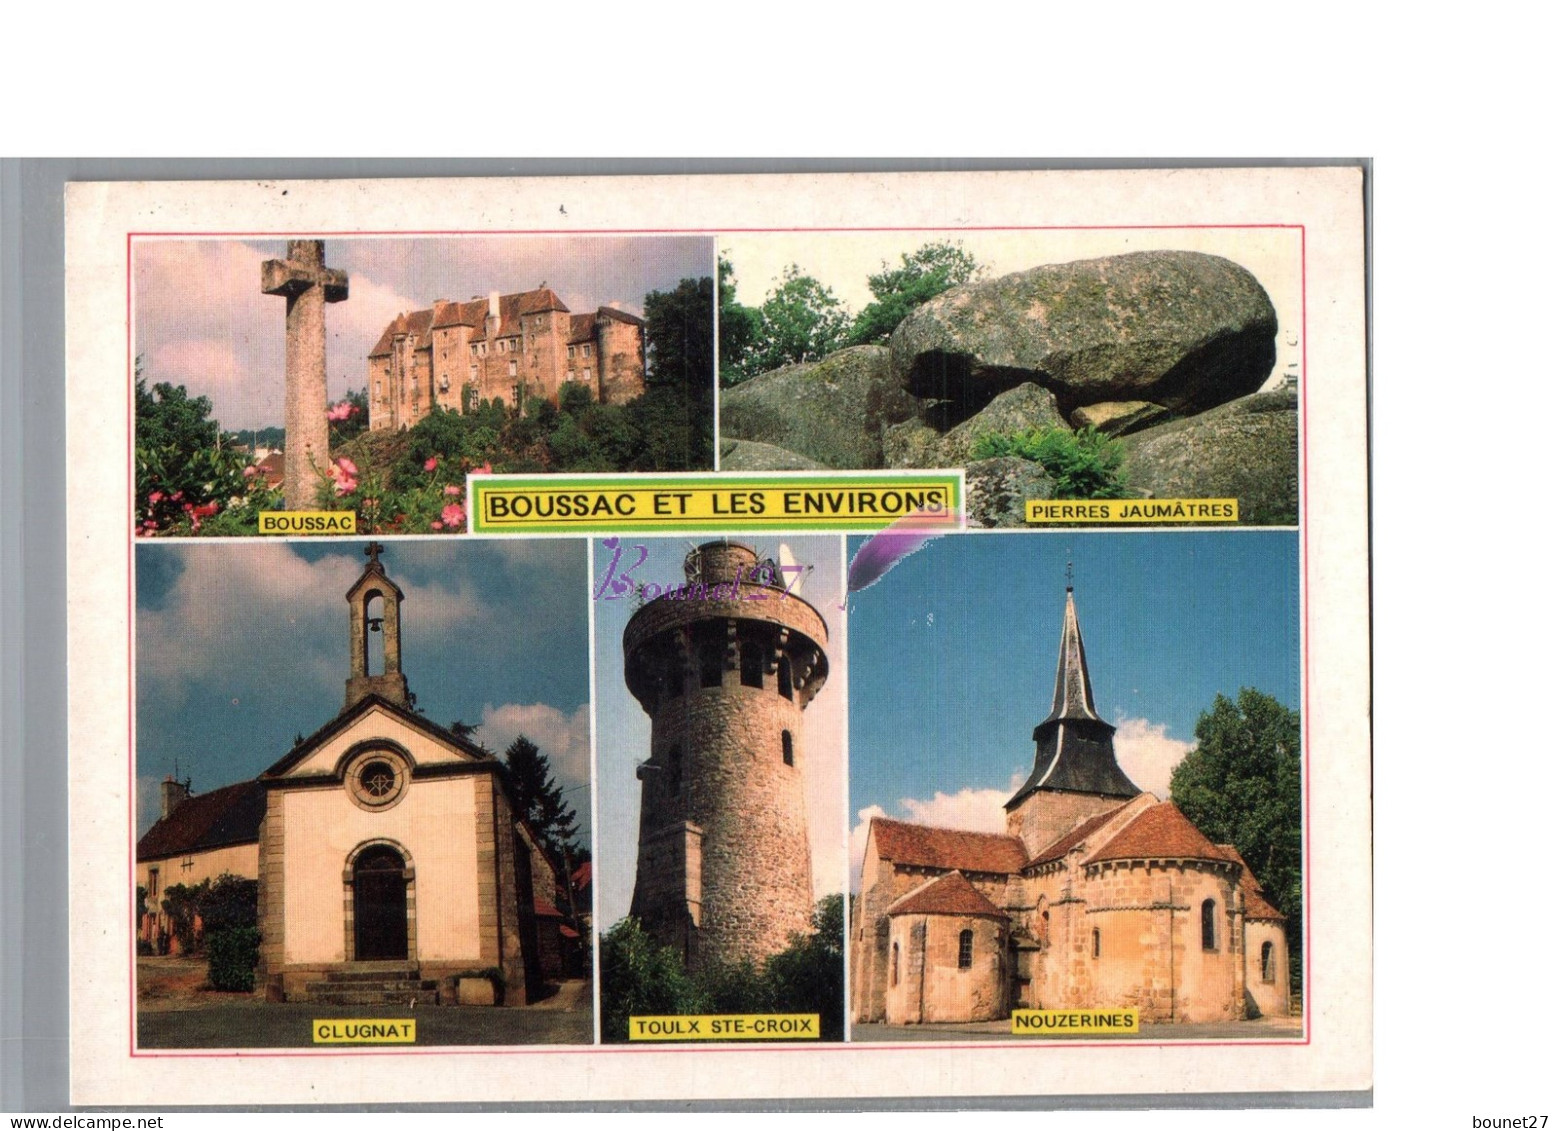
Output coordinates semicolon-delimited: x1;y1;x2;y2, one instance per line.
1085;801;1229;866
535;897;564;919
1217;844;1286;921
596;305;645;327
571;861;592;892
136;780;265;862
870;817;1026;875
431;300;483;331
567;313;596;344
1026;803;1130;867
368;313;405;358
378;290;573;351
887;871;1007;920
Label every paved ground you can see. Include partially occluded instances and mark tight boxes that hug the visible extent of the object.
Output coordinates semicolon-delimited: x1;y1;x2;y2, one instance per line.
851;1015;1304;1043
136;957;593;1048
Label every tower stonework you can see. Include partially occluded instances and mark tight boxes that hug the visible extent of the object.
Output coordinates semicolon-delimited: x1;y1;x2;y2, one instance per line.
623;541;829;968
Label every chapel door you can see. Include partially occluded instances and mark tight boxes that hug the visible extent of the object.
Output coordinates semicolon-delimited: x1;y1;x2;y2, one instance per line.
353;846;408;961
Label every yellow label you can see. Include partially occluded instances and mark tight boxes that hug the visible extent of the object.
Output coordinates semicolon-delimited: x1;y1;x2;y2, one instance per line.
1025;499;1239;524
1011;1008;1140;1035
312;1018;415;1044
472;473;962;534
259;510;358;535
628;1013;822;1040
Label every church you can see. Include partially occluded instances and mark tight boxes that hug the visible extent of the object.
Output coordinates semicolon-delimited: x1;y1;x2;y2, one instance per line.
850;583;1290;1027
136;543;570;1005
367;287;646;431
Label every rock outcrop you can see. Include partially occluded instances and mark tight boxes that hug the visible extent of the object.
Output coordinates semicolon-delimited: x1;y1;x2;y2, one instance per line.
890;250;1276;422
719;346;920;469
964;458;1056;529
1120;390;1298;525
718;439;827;471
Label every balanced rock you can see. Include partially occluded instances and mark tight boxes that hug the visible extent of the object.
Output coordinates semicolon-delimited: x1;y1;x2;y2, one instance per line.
1068;400;1170;437
890;250;1277;423
1120;389;1298;525
942;383;1068;462
719;345;920;469
719;438;827;471
964;457;1057;529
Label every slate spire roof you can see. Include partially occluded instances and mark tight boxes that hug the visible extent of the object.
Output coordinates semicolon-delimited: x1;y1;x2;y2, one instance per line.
1007;585;1140;810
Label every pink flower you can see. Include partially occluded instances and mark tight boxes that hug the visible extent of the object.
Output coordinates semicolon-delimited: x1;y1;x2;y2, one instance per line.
430;520;444;531
148;491;163;504
242;466;258;478
424;457;438;472
192;501;219;519
336;457;358;476
333;478;358;496
444;485;463;497
441;502;466;528
472;462;492;476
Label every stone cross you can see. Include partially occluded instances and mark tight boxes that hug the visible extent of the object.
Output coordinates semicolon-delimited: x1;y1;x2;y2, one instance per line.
262;240;349;509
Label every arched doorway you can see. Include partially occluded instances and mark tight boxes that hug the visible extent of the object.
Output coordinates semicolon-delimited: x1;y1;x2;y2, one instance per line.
352;845;409;961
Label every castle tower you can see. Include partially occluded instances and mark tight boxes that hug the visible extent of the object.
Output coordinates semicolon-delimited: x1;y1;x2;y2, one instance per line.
623;541;830;968
343;541;409;710
1005;582;1140;854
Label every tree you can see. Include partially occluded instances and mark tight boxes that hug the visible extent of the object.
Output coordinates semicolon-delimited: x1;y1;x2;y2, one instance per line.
717;256;762;386
502;734;582;877
848;241;983;346
763;894;845;1040
743;265;852;376
1170;688;1303;991
643;276;716;390
633;276;716;469
135;374;250;534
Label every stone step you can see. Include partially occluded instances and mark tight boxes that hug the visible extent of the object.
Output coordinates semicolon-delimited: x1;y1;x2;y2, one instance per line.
304;979;436;994
305;989;439;1006
318;967;420;983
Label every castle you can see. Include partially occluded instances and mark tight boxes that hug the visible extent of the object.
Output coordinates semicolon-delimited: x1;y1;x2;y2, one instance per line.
367;288;646;431
850;583;1290;1026
623;541;830;968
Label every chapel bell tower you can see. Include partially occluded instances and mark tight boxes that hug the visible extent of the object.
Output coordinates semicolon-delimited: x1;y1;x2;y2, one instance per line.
344;541;409;710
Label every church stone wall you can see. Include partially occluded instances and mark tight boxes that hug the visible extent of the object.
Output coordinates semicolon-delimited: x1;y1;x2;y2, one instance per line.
287;710;472;776
1008;789;1128;859
279;775;480;965
1244;919;1289;1018
885;914;1008;1025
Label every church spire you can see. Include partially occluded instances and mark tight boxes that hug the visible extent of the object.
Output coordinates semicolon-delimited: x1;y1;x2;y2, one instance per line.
344;543;409;711
1006;580;1139;811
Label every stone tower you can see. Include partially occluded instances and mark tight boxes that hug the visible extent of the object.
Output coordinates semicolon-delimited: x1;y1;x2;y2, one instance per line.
343;541;409;711
623;541;829;968
1004;583;1140;854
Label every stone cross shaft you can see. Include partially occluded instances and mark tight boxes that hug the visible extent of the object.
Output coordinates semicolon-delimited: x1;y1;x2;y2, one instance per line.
262;240;349;510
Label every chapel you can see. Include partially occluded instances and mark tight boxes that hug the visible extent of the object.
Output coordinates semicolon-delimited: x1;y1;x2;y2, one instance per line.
850;584;1290;1026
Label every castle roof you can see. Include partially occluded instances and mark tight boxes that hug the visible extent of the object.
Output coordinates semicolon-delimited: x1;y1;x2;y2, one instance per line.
1007;587;1140;809
1218;844;1286;921
136;779;266;862
1025;802;1130;868
870;817;1026;875
886;871;1008;920
596;305;645;327
370;290;573;356
567;313;596;344
1084;801;1228;866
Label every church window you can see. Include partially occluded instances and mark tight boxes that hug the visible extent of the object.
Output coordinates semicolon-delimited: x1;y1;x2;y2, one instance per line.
782;731;794;766
740;640;764;688
891;943;900;986
1261;941;1275;982
958;929;973;968
360;760;396;799
1201;899;1217;950
777;657;794;701
347;749;409;811
1092;928;1101;958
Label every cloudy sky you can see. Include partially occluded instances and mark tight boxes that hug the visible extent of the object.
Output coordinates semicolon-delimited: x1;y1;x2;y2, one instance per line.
132;235;714;431
134;539;591;839
592;536;848;931
846;529;1300;888
720;228;1303;390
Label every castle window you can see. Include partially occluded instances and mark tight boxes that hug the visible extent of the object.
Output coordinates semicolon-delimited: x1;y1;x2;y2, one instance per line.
667;745;682;794
581;367;593;383
509;360;518;377
740;640;764;688
148;867;159;898
891;943;899;986
698;632;723;689
958;929;973;968
777;657;794;701
1092;928;1101;958
782;731;794;766
1261;941;1275;982
568;345;575;359
1201;899;1217;950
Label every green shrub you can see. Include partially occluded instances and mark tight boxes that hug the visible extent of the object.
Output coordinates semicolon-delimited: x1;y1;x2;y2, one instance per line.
206;927;261;992
969;425;1130;499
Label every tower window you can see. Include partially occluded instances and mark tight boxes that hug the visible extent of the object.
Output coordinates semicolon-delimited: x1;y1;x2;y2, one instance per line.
699;642;723;689
1201;899;1217;951
781;731;794;766
1092;928;1101;958
1261;941;1275;982
958;929;973;968
891;943;899;986
777;657;793;701
740;640;764;688
667;745;682;794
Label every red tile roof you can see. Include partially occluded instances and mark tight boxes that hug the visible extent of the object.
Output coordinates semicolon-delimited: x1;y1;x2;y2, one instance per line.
1026;803;1129;867
136;780;265;862
1085;802;1229;866
887;871;1007;920
567;313;596;344
870;817;1026;875
1217;845;1287;921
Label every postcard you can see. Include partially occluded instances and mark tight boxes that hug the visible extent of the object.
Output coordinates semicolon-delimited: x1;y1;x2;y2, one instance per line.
65;168;1369;1105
